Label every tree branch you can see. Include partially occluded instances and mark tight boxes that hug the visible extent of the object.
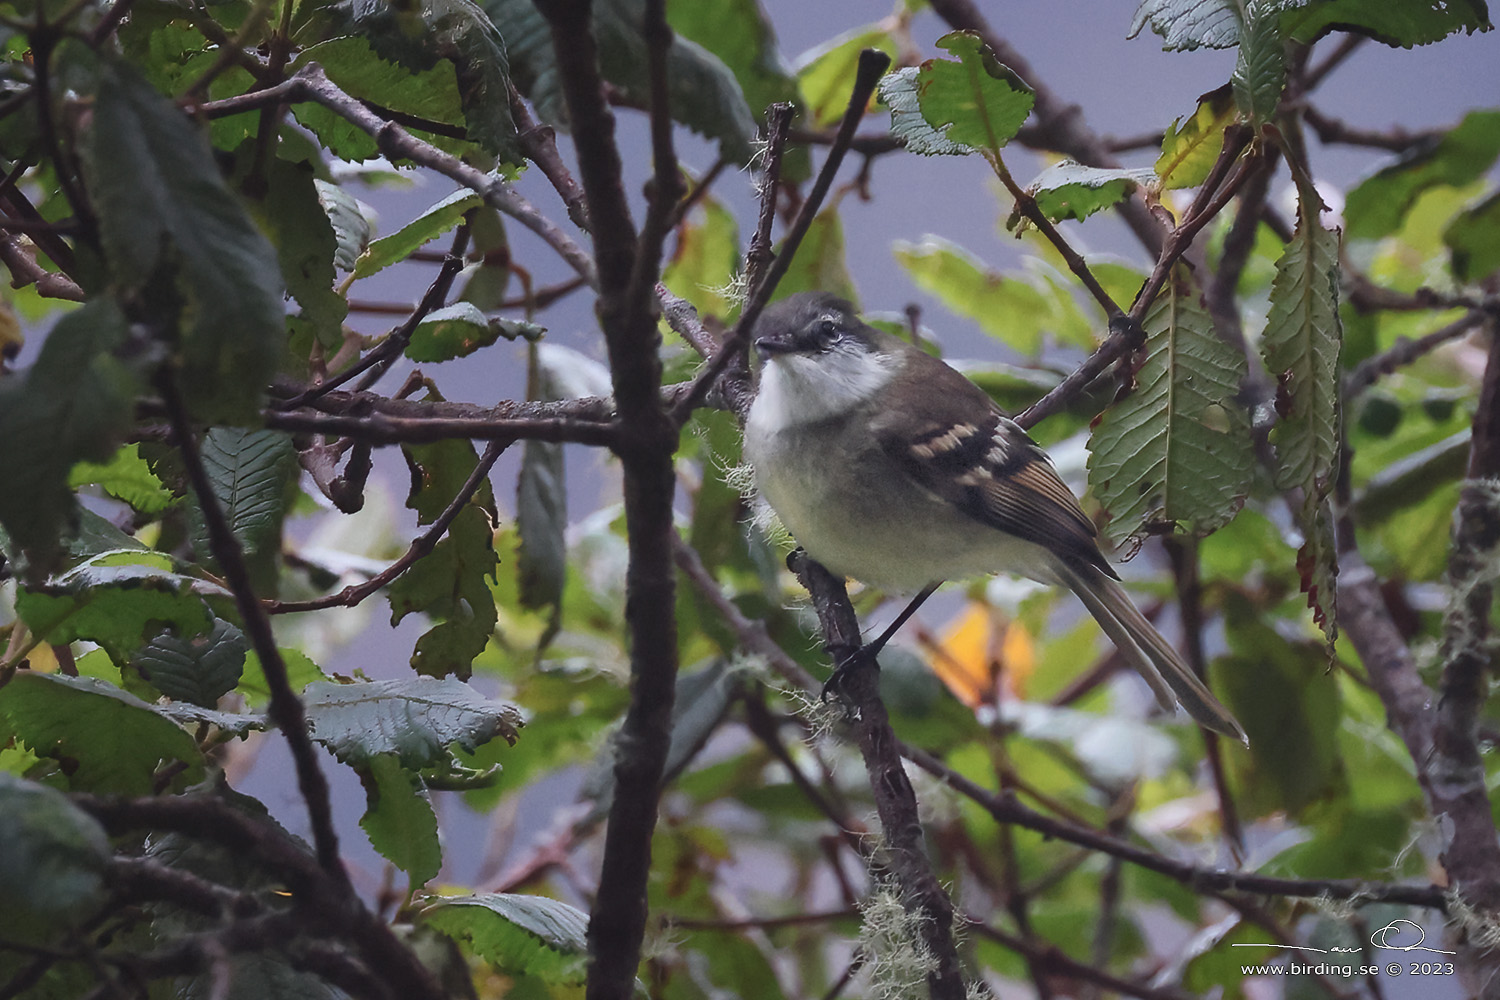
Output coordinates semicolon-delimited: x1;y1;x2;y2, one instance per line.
787;550;968;1000
157;371;345;882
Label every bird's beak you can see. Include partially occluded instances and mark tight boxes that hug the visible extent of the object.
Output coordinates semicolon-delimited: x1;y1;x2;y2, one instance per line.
754;332;796;357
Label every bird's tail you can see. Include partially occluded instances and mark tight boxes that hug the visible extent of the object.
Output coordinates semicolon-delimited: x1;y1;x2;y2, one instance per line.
1050;558;1248;746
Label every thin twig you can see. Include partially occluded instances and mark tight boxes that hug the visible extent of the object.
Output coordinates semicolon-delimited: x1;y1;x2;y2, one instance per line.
671;50;891;426
266;441;504;614
157;371;345;881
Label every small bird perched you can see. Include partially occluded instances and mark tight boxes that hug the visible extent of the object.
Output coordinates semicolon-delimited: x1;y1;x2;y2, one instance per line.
743;291;1246;744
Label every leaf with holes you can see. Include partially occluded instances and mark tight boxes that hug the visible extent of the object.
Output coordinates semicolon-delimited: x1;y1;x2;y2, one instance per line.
1155;85;1237;190
1262;202;1342;642
1088;274;1253;542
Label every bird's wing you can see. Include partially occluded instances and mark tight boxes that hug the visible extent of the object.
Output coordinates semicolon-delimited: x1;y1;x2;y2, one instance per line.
869;353;1115;578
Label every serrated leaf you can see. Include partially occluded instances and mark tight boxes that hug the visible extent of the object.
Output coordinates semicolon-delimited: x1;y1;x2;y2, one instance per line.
16;551;223;662
1284;0;1492;47
132;617;247;707
1155;84;1236;189
325;0;520;161
303;677;523;769
880;66;970;156
391;434;501;678
358;753;441;885
69;444;177;516
1024;160;1157;224
355;187;483;279
1128;0;1245;50
315;179;373;272
407;302;503;362
915;31;1035;154
1231;0;1286;123
419;892;589;984
801;25;898;128
0;673;204;794
489;0;758;163
892;236;1093;353
1087;274;1253;542
1444;189;1500;282
193;428;298;595
0;774;110;946
80;59;283;424
516;344;567;612
1263;203;1342;641
1344;110;1500;241
0;300;139;565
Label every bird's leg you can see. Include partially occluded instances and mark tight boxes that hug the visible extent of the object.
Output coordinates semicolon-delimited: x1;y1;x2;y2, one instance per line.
822;581;941;700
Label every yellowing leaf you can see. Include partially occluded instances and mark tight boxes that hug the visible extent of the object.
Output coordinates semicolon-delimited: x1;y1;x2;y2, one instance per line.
923;602;1035;707
1155;85;1236;190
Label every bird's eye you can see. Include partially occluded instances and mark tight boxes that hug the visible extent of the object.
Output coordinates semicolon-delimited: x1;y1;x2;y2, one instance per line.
812;318;840;349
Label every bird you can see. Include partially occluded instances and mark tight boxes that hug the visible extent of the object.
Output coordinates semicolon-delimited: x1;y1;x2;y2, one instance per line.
741;291;1246;744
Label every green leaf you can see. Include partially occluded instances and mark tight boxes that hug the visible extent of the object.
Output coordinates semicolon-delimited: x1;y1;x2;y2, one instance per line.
1344;110;1500;241
914;31;1035;154
358;753;441;885
1216;600;1344;817
316;179;373;272
801;25;898;128
325;0;520;161
303;676;523;768
407;302;505;362
192;429;298;595
0;300;139;564
292;37;465;161
1263;203;1342;642
16;550;223;662
80;59;284;424
355;187;482;279
69;444;177;516
1128;0;1244;50
237;648;327;710
132;617;247;707
1444;188;1500;282
774;205;856;304
1023;160;1157;224
667;0;800;122
880;65;970;156
892;237;1092;354
0;774;110;946
489;0;758;163
1155;85;1236;189
516;344;568;613
391;434;501;678
1284;0;1493;47
1231;0;1286;124
0;673;204;794
1087;273;1253;542
419;892;589;984
252;155;348;351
